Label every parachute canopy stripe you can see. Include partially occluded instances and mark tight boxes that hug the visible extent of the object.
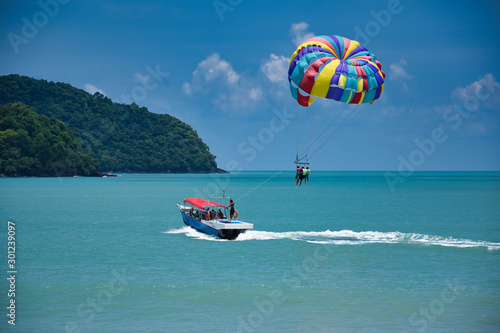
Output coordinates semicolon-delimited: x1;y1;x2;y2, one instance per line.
288;35;385;107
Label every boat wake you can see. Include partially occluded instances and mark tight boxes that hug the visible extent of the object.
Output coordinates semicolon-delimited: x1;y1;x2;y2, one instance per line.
164;227;500;250
165;226;227;241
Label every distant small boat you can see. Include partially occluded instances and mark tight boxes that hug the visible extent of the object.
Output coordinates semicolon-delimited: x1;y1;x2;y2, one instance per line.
177;197;253;240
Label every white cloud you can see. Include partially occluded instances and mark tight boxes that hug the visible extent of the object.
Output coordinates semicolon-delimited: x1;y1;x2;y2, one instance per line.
85;83;105;96
261;53;289;84
192;53;239;84
257;22;316;100
182;53;262;112
133;72;152;85
182;82;192;96
389;59;413;81
388;59;413;92
451;73;500;112
183;21;320;113
433;73;500;137
290;22;315;46
213;87;263;111
261;22;315;86
182;53;240;97
249;87;263;101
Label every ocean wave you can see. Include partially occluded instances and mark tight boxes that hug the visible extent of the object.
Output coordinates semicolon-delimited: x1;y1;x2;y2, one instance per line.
164;227;500;250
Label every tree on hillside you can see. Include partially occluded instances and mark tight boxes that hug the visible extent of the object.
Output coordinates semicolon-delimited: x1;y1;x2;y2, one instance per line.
0;102;100;176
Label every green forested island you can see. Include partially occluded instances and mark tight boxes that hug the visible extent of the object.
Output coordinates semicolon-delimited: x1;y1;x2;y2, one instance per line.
0;74;219;176
0;103;100;176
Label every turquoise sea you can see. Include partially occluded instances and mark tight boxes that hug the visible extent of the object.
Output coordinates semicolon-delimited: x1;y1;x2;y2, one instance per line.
1;171;500;332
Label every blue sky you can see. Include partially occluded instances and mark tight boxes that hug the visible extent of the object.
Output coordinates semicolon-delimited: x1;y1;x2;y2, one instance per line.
1;0;499;171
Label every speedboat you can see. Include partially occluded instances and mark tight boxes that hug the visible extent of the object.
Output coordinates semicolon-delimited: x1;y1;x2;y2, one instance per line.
177;197;253;240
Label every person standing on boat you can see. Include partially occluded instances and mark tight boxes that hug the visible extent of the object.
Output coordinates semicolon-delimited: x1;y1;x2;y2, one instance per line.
228;199;235;220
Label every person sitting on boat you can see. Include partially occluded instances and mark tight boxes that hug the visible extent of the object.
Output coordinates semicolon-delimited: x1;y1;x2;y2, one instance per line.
217;209;224;219
205;207;211;220
211;209;217;220
228;199;235;220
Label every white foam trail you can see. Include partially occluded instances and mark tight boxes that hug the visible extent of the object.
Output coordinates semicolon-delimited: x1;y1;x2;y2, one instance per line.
165;226;192;234
164;227;500;250
164;226;227;241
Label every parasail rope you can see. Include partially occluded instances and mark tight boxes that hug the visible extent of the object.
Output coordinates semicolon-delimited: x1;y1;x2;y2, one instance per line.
304;98;326;156
295;107;305;157
234;170;283;203
297;101;350;159
308;104;362;159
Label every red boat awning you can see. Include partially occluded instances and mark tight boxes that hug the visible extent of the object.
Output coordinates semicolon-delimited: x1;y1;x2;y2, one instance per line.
184;198;227;210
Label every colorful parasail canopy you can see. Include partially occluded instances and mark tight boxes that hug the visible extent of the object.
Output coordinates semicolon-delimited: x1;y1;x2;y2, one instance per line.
288;35;385;107
184;198;227;209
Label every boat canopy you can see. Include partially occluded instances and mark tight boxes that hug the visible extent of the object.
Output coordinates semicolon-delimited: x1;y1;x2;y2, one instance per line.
184;198;227;210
